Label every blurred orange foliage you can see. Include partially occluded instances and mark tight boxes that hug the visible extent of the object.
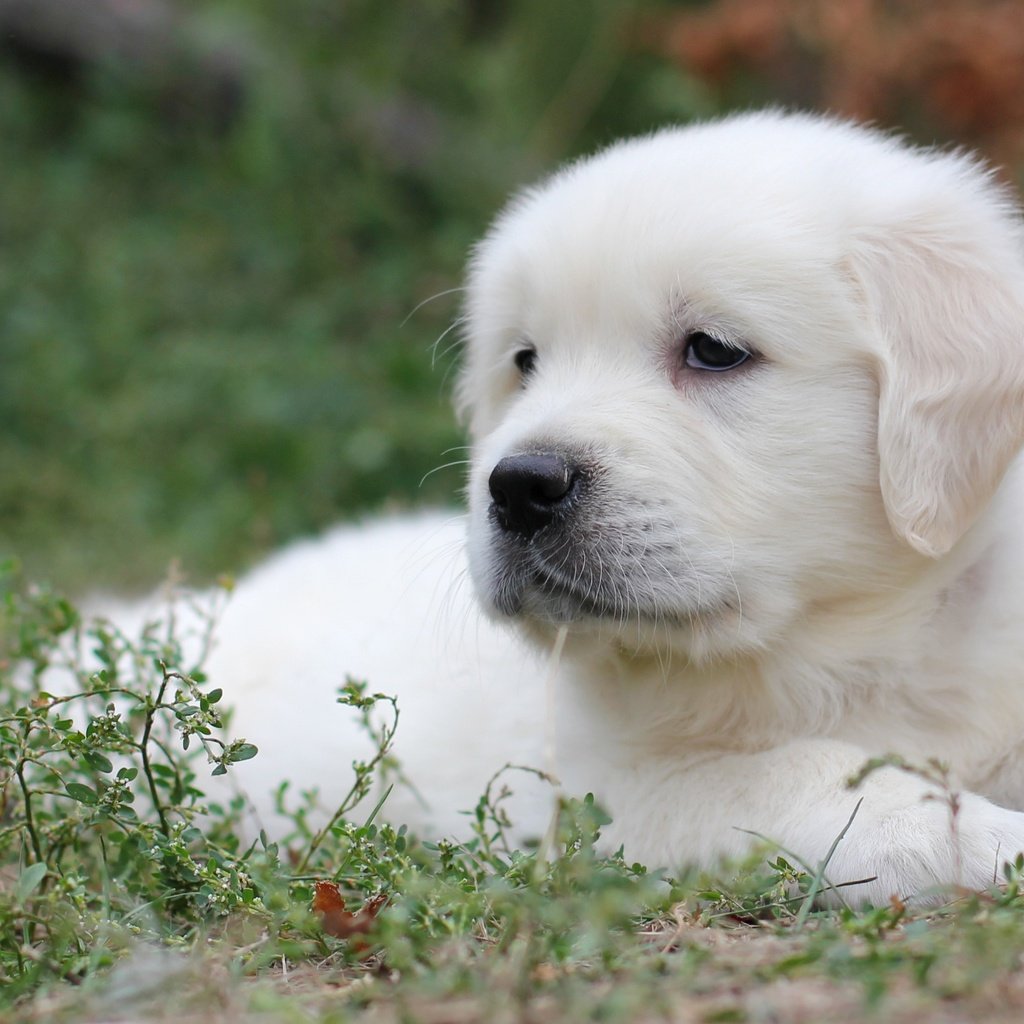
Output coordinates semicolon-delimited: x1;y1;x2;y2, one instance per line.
643;0;1024;170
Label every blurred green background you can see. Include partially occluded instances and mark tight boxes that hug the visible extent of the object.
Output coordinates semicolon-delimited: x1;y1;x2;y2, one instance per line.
2;0;1020;590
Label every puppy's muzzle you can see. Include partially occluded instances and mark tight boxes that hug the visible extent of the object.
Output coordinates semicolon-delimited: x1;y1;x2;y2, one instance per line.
488;453;581;538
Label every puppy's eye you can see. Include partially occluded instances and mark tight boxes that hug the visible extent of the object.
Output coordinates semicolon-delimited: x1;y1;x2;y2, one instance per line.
514;347;537;378
684;331;751;372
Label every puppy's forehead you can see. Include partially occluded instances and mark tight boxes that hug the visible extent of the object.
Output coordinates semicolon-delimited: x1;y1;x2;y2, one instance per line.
470;113;923;341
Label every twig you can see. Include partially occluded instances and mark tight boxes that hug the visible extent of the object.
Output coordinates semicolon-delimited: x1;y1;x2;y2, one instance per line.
139;665;174;837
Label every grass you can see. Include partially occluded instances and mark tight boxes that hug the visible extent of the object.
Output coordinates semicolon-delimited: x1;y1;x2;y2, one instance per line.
5;566;1024;1024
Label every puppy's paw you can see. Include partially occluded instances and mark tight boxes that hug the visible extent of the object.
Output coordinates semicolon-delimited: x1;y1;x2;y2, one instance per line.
832;795;1024;904
954;796;1024;888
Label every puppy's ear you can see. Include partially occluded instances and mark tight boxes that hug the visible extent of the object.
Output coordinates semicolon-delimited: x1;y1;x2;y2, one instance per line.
848;172;1024;557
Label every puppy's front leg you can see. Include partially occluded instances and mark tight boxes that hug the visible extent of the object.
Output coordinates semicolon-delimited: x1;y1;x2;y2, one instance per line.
594;739;1024;904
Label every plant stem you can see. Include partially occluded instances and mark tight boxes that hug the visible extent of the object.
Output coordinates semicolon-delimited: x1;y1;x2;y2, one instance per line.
17;759;43;863
297;702;399;873
140;668;172;837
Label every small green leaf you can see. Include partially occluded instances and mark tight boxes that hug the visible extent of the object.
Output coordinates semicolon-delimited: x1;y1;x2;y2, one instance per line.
211;764;227;776
229;743;258;763
65;782;98;805
16;862;48;903
206;688;223;704
85;751;114;773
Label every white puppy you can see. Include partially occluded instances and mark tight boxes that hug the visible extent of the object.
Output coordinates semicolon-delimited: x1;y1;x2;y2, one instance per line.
132;112;1024;904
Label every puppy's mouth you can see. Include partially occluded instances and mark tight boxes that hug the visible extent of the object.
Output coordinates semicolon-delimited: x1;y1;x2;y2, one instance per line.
528;566;643;622
489;544;690;627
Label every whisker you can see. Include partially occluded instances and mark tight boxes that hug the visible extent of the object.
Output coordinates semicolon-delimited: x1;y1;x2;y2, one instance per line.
401;286;466;328
419;459;471;488
430;316;468;370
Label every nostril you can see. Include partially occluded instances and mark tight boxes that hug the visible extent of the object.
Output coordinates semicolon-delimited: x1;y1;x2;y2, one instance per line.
530;465;574;504
490;486;510;509
488;453;580;538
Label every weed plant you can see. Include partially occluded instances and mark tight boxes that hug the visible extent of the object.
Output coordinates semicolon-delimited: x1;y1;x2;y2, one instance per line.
0;561;680;1016
5;563;1024;1023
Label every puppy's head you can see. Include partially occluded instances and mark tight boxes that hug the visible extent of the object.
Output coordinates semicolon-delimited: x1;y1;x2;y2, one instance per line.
458;112;1024;661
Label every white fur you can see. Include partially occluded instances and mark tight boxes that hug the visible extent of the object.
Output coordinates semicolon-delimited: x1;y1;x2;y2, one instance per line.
104;112;1024;904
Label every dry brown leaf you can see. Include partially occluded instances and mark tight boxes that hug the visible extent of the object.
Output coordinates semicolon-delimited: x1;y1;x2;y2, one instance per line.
312;881;388;951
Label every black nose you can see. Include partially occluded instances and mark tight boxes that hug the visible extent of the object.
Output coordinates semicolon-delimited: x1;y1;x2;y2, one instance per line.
488;454;578;537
